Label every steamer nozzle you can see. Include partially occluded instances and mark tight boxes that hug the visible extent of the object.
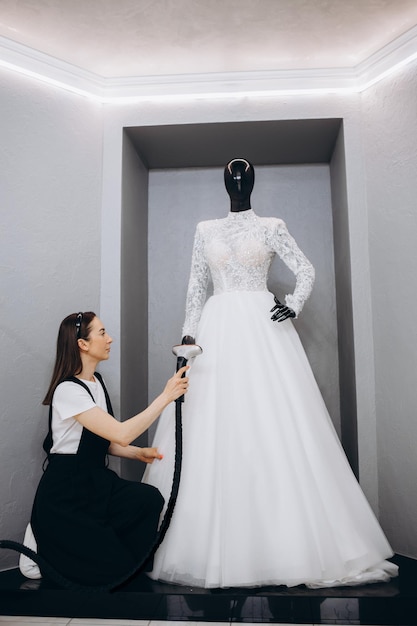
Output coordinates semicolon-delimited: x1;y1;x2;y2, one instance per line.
172;344;203;402
172;344;203;364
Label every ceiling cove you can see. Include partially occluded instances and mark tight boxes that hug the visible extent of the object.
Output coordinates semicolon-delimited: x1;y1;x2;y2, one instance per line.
0;25;417;102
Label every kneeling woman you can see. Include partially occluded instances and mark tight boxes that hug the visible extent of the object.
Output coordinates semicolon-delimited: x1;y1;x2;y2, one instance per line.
27;311;189;588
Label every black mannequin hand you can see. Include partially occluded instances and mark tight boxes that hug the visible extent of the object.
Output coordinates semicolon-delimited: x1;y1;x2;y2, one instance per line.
270;296;295;323
181;335;196;345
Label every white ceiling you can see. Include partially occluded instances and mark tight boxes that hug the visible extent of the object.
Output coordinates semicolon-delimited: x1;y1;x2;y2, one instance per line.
1;0;417;79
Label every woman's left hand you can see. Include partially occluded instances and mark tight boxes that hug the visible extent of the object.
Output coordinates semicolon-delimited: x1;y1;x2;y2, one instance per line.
136;447;163;463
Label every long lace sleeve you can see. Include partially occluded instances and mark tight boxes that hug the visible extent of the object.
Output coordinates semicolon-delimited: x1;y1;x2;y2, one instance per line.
182;223;210;338
269;219;315;317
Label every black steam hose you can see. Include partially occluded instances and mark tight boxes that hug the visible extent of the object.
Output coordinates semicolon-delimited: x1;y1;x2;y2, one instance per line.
0;345;201;593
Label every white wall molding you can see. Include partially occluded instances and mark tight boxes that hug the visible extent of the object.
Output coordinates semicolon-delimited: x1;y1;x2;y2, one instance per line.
357;24;417;90
1;25;417;102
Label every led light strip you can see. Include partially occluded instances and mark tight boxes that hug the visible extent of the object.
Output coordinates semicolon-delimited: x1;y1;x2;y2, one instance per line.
0;29;417;103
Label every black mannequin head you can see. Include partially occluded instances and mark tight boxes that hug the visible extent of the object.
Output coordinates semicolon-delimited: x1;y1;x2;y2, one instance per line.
224;158;255;212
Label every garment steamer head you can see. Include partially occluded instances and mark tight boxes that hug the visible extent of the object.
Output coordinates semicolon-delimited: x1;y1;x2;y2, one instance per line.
172;344;202;400
172;344;203;364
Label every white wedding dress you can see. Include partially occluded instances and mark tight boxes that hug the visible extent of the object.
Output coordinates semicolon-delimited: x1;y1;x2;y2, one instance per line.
143;209;398;589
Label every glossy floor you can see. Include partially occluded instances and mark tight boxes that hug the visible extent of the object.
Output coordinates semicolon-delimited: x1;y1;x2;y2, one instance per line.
0;617;405;626
0;555;416;625
0;615;390;626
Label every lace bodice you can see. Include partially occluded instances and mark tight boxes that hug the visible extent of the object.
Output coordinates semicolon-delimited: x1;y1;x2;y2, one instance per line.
182;209;315;337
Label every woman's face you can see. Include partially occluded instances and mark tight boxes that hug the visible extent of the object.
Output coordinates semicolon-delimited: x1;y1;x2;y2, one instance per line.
82;316;113;362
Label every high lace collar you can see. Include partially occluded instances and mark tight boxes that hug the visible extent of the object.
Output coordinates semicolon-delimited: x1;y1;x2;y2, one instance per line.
227;208;256;220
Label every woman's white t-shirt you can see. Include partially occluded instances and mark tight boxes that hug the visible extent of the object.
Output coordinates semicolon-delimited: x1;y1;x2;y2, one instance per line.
50;377;107;454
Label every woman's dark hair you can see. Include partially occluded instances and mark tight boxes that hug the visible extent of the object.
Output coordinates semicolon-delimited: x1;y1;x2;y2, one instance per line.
42;311;96;405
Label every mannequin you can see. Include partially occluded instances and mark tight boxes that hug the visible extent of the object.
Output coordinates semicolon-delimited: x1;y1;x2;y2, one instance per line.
182;157;294;345
226;158;296;323
142;158;397;589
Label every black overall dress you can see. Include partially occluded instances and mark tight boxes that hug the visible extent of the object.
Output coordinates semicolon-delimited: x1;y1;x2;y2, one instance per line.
30;375;164;588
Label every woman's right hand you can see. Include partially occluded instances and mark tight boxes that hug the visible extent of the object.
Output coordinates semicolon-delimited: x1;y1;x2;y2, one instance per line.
162;366;190;403
75;366;190;447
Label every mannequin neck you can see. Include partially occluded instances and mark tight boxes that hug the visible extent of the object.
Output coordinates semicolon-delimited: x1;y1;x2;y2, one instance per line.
230;198;251;212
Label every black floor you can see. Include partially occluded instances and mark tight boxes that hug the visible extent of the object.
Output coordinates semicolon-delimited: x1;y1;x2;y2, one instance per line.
0;555;416;624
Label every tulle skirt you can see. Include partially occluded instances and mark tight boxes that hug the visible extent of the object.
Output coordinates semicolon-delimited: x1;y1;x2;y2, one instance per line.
143;290;398;588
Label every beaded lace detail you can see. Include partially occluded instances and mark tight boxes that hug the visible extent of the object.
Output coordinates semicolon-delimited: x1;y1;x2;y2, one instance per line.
182;209;315;337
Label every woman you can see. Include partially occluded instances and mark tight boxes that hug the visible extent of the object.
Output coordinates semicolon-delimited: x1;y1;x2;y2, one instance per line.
20;311;189;588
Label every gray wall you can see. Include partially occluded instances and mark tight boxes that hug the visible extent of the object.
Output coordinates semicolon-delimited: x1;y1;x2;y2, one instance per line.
361;62;417;558
148;164;340;439
2;56;417;573
0;69;103;570
330;126;358;475
120;133;149;479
